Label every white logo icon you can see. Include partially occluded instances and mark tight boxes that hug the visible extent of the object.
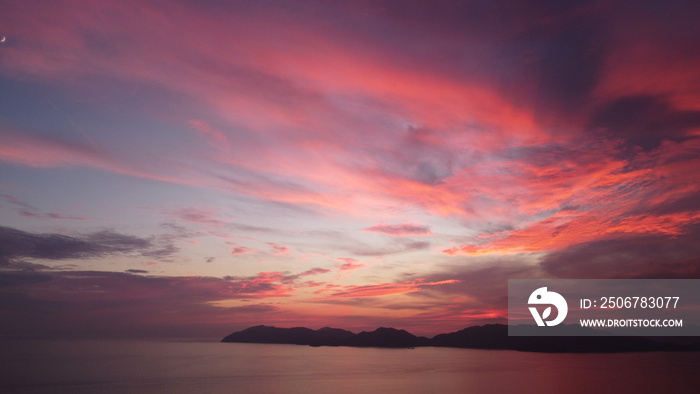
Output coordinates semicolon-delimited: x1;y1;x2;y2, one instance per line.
528;287;568;326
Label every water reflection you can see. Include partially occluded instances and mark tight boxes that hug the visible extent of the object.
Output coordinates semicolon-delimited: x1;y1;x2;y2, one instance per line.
1;340;698;393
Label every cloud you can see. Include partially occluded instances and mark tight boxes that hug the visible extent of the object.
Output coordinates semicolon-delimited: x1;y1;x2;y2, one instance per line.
593;0;700;104
0;226;174;265
342;238;432;257
0;0;697;227
189;119;230;152
231;247;254;256
336;258;366;272
0;269;297;338
168;207;230;228
0;267;459;338
316;279;460;299
300;267;330;276
0;0;542;221
443;131;700;256
221;267;332;297
364;223;432;236
125;269;148;274
1;0;699;338
226;242;255;255
590;95;700;152
390;256;545;329
226;304;279;313
268;242;289;256
2;193;87;221
0;128;191;187
0;271;53;287
540;228;700;279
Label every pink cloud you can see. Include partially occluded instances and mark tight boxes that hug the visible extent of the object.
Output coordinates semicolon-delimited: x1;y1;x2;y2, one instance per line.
267;243;290;256
170;207;229;227
230;246;254;256
0;0;549;222
226;242;255;256
336;257;367;272
189;120;230;153
0;2;698;342
232;272;294;297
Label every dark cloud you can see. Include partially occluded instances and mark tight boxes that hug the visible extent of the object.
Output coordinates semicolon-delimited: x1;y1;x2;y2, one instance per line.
85;230;151;250
0;226;169;265
636;193;700;217
0;264;336;337
360;0;606;116
0;271;235;338
506;11;606;117
541;228;700;279
141;242;179;260
125;269;148;274
0;271;53;287
591;95;700;152
418;259;544;311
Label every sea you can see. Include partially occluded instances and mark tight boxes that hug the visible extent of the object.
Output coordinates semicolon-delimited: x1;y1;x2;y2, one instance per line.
1;339;699;394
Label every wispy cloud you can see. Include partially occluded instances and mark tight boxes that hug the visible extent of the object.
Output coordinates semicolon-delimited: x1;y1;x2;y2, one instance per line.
336;258;366;272
227;243;255;256
1;193;87;221
316;279;460;299
364;223;432;236
0;226;176;266
1;0;698;338
267;242;290;256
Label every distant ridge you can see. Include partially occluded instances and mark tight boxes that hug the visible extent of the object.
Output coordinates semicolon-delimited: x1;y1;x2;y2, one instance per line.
222;324;699;353
222;325;355;347
344;327;430;348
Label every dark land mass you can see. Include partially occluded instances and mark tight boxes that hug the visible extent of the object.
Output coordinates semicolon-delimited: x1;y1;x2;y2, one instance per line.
222;324;700;353
220;325;356;347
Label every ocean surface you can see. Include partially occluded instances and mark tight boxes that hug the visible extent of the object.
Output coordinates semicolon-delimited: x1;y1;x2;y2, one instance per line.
2;339;699;394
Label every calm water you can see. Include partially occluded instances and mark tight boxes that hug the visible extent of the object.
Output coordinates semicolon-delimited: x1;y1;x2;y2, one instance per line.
1;339;699;393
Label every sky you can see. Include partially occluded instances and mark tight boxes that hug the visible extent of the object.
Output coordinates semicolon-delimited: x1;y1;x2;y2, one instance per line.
1;0;699;339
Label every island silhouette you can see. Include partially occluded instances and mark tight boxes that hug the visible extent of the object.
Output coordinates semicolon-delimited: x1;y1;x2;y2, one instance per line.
222;324;698;352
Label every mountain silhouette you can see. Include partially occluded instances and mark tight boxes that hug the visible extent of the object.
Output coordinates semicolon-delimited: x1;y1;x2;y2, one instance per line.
222;323;698;352
222;325;355;347
433;324;692;352
344;327;430;348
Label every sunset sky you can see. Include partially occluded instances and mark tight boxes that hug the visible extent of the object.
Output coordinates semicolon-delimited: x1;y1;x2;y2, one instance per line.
1;0;699;338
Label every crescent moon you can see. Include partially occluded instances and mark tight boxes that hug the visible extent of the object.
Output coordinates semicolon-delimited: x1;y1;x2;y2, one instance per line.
0;36;5;43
